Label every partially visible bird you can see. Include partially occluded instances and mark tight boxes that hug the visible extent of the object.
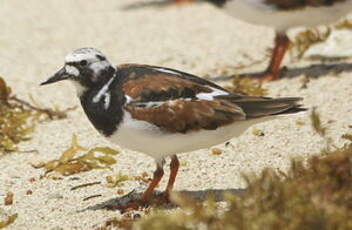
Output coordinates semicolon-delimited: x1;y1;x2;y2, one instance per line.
172;0;352;80
41;48;306;211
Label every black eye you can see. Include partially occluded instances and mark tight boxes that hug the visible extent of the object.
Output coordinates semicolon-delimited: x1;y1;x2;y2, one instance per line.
80;60;88;66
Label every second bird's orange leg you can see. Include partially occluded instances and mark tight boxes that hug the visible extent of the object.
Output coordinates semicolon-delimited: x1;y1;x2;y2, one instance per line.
260;33;290;81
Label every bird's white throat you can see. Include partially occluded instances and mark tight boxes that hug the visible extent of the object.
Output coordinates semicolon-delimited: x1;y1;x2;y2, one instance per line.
71;80;88;98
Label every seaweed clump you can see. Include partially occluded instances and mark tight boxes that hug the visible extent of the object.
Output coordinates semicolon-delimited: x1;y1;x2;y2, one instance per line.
226;77;267;96
0;77;75;154
106;172;151;187
106;174;131;188
290;28;331;58
290;18;352;59
34;134;119;176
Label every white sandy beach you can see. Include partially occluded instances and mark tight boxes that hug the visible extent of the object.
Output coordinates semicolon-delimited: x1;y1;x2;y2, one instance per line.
1;0;352;229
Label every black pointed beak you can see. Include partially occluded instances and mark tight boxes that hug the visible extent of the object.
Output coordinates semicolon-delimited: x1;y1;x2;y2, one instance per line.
40;67;70;86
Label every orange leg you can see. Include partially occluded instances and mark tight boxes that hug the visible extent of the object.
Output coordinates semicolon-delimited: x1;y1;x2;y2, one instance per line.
117;156;180;212
259;33;290;81
141;165;164;202
164;155;180;196
118;164;164;212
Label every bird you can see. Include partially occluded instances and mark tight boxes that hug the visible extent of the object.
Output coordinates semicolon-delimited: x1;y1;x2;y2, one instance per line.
41;48;306;210
172;0;352;81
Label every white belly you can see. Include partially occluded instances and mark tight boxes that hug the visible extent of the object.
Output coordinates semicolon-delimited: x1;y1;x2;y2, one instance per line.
107;111;272;161
224;0;352;33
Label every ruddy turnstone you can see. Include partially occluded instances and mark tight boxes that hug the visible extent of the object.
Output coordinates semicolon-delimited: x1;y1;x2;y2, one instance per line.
41;48;306;210
174;0;352;80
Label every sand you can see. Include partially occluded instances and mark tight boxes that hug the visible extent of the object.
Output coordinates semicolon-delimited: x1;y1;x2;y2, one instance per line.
1;0;352;229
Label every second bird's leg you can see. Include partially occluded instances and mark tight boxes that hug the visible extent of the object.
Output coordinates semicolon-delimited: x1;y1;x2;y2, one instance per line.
259;33;290;81
234;33;290;81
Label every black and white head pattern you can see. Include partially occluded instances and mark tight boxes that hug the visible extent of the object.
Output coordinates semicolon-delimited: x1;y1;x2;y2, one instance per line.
64;48;115;91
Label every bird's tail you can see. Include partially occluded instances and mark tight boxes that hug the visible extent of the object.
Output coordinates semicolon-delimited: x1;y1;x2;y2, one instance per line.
230;96;307;118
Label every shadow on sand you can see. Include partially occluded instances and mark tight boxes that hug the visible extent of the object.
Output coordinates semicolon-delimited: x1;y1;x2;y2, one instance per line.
84;187;245;211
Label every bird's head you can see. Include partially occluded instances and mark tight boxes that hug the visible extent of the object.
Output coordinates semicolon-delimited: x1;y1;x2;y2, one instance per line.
41;48;115;95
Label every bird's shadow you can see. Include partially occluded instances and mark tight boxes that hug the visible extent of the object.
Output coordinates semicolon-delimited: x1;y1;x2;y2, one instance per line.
83;188;245;212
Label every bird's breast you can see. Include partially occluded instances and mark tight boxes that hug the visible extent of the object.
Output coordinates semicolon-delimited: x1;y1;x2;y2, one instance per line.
79;89;124;137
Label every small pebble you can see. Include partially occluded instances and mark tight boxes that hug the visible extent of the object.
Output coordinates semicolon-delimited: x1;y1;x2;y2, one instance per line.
252;128;265;136
4;192;14;205
211;148;223;155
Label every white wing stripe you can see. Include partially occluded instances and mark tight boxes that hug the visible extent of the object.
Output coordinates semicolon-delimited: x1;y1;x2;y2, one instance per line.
153;67;182;76
196;87;228;101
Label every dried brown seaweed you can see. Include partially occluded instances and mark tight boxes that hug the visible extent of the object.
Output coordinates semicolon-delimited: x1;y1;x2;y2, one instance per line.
290;28;331;58
289;18;352;59
226;77;267;96
210;148;222;156
106;174;131;188
0;214;18;229
83;194;102;201
310;108;326;137
71;181;102;191
333;18;352;30
0;77;75;154
105;172;152;188
36;134;119;176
